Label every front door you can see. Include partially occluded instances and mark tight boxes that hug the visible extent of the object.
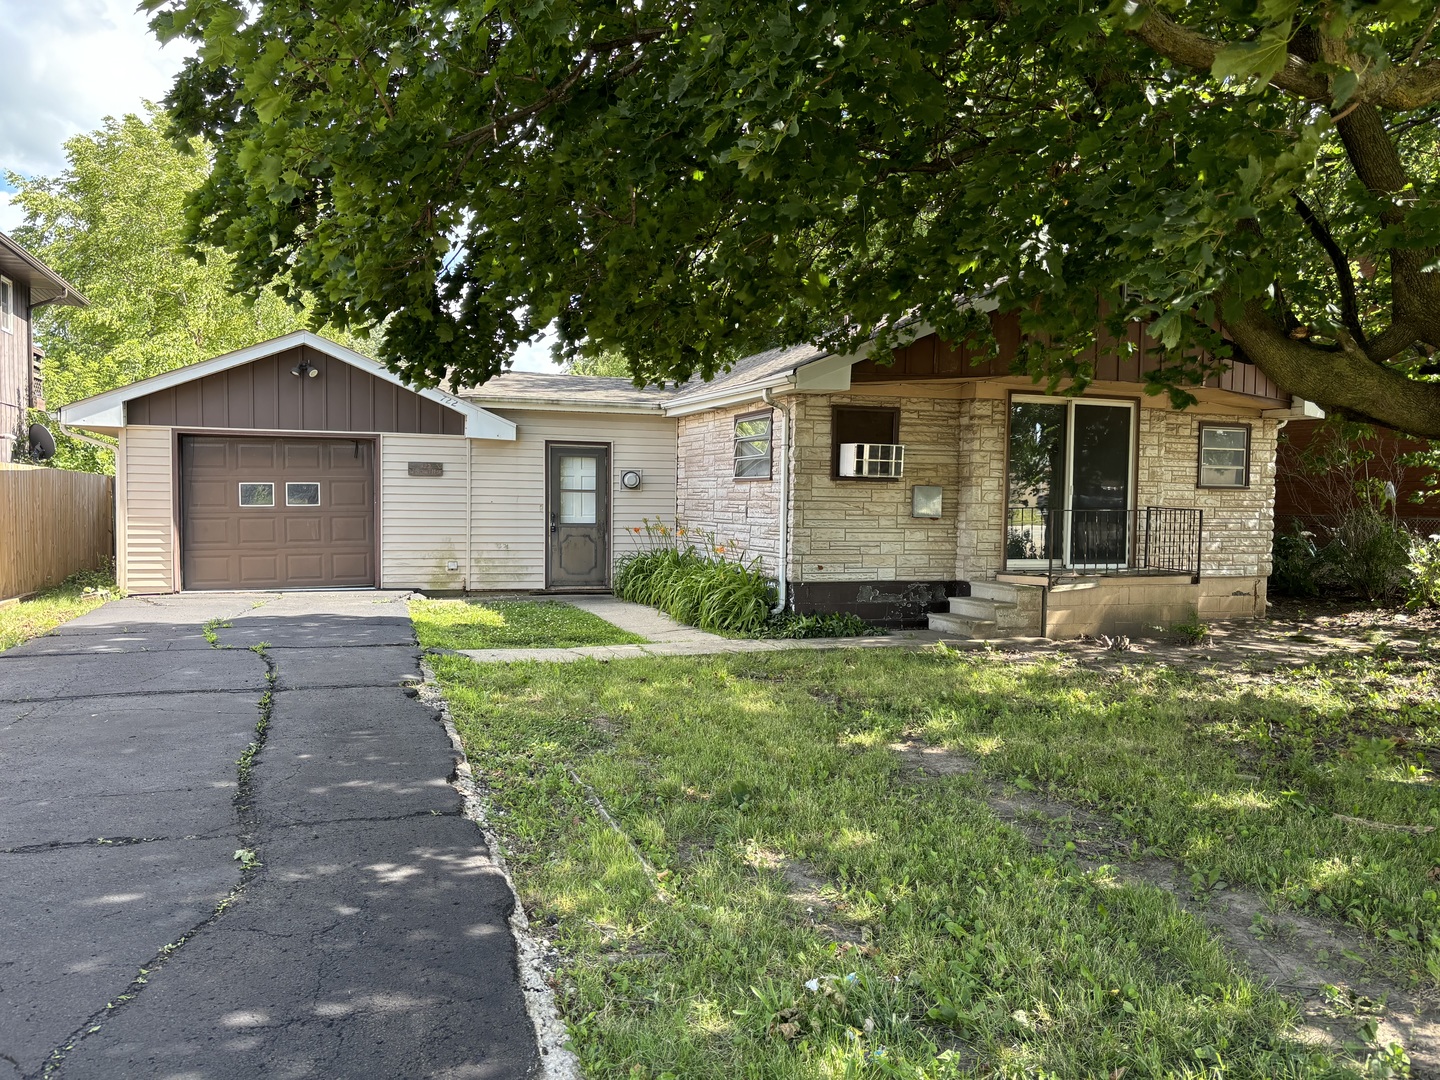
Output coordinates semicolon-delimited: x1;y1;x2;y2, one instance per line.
1005;398;1135;570
546;444;610;588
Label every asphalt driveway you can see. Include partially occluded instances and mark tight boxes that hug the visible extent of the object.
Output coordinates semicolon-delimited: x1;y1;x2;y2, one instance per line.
0;591;537;1079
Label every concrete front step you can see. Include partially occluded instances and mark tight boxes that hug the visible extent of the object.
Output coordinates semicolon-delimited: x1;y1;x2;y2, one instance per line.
927;612;999;637
967;580;1023;603
948;596;1014;619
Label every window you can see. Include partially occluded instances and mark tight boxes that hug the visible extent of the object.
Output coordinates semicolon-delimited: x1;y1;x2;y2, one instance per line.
0;276;12;334
1197;424;1250;488
239;482;275;507
733;411;773;479
831;406;900;479
285;482;320;506
558;454;598;523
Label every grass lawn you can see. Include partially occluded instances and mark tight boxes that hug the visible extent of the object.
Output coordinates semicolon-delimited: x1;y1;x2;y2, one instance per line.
0;569;116;653
432;643;1439;1078
410;598;648;650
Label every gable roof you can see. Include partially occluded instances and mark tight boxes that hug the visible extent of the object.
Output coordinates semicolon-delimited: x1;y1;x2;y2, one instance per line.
457;371;672;413
0;232;88;307
60;331;517;440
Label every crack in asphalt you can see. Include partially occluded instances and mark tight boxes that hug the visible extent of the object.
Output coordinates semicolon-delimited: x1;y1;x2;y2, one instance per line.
32;636;278;1080
0;837;167;855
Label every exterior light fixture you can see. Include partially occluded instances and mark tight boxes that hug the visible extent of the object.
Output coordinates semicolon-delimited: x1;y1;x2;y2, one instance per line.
291;360;320;378
620;469;643;490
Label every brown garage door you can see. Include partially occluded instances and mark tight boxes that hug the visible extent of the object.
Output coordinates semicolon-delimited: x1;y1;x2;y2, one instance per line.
180;435;376;590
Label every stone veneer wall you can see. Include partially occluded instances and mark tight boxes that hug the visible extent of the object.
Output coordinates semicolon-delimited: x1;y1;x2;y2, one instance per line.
674;401;783;572
951;399;1279;584
788;394;961;584
1136;408;1279;579
954;397;1008;582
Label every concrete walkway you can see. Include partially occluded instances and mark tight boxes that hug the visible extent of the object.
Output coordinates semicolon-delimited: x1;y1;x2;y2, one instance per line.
0;591;535;1079
454;593;953;663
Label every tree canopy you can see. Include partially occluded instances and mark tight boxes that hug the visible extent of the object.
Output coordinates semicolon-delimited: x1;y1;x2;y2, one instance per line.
9;107;353;469
146;0;1440;435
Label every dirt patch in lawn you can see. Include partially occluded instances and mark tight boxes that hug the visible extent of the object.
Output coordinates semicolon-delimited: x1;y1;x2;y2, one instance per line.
743;843;866;946
1049;597;1437;676
892;739;1440;1070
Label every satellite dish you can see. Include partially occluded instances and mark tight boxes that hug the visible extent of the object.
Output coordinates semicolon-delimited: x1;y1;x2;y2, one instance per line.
27;423;56;462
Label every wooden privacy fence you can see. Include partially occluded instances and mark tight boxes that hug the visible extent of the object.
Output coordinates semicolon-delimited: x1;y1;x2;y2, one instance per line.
0;463;115;600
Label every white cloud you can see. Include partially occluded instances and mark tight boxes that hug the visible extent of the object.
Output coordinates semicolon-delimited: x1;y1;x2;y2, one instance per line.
508;324;564;373
0;191;24;235
0;0;189;179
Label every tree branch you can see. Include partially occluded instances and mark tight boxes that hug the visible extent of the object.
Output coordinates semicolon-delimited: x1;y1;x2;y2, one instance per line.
1291;193;1367;348
1130;7;1328;101
1132;5;1440;110
1224;297;1440;437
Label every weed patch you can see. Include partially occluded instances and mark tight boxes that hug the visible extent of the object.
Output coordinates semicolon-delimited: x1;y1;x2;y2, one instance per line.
0;568;117;652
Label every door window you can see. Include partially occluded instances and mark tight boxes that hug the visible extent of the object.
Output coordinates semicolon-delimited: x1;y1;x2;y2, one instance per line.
558;455;598;523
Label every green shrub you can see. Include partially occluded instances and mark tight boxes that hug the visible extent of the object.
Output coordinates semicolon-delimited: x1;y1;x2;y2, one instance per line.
1269;509;1414;601
1408;533;1440;610
1270;523;1322;598
615;521;775;635
1319;507;1412;600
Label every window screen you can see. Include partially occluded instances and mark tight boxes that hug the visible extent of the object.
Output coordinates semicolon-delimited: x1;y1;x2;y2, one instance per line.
832;406;900;478
1198;424;1250;488
733;412;773;479
0;277;12;333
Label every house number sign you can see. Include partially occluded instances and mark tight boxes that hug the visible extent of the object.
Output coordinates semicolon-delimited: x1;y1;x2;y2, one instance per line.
408;461;444;477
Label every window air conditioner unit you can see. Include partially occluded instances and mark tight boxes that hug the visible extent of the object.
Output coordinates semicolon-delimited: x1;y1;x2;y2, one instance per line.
838;442;905;478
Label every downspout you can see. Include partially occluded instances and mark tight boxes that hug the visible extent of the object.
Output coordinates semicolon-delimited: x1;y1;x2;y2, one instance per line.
761;387;791;615
58;420;115;454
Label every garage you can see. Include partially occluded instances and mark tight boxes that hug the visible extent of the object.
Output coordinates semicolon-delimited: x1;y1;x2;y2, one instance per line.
180;435;377;590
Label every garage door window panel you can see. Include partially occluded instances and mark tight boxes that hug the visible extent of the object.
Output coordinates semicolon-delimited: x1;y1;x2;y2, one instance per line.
239;482;275;507
286;482;321;506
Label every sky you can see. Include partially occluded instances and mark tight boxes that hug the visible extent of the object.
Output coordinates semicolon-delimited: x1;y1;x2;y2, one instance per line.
0;0;560;371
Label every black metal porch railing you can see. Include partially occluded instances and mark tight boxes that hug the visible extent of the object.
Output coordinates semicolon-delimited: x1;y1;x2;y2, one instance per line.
1004;506;1204;582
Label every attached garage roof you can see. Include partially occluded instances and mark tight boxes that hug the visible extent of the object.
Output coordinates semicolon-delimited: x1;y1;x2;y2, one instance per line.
457;371;672;413
61;332;516;440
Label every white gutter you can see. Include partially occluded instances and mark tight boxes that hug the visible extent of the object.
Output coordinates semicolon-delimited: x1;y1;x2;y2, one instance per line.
761;387;791;615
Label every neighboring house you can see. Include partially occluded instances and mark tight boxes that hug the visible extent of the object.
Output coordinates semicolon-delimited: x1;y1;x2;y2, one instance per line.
0;232;87;461
1275;418;1438;535
61;319;1310;637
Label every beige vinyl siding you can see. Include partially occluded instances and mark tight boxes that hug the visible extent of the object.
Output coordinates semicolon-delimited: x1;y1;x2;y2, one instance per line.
379;434;470;590
120;426;175;593
470;411;677;590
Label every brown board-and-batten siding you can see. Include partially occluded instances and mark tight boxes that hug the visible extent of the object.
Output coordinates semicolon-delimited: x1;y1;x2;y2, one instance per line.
125;344;464;435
